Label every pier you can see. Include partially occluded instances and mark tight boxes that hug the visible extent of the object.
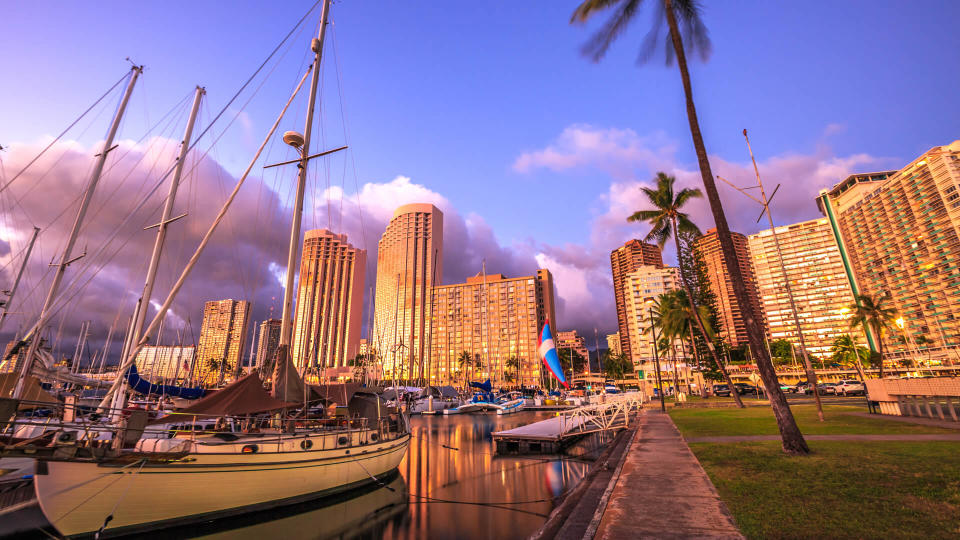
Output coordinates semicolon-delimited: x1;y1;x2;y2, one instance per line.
492;394;643;454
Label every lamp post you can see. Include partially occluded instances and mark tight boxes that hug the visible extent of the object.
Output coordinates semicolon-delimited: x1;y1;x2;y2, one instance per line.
647;302;666;413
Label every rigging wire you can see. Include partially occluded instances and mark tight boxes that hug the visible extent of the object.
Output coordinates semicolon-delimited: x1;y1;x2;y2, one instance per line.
15;1;325;334
0;70;129;195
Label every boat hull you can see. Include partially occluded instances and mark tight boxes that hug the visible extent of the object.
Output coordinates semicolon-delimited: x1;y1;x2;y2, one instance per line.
33;432;410;537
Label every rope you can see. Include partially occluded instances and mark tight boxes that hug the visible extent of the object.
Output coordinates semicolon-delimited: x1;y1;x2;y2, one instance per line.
0;71;129;195
94;459;147;539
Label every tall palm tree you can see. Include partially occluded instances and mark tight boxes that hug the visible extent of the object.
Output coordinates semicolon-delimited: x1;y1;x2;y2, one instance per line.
572;0;807;454
847;292;898;379
630;174;744;408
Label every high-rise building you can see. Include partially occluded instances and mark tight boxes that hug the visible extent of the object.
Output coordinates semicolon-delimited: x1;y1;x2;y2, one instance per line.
817;140;960;360
195;299;250;376
255;319;282;368
621;265;680;365
556;330;589;364
373;204;443;381
135;346;195;382
606;333;622;356
747;218;857;358
693;229;765;348
610;240;663;360
429;269;556;386
290;229;366;370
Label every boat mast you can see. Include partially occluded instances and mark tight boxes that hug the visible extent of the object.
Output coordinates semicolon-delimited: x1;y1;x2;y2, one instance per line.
279;0;332;351
122;86;205;361
0;226;40;336
14;65;142;399
108;86;203;415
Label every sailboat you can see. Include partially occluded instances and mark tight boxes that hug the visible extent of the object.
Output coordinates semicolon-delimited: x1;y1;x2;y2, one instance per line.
0;1;410;536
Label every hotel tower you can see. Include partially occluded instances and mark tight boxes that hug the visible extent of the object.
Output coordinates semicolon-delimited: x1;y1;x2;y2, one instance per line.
817;140;960;361
373;204;443;381
290;229;366;370
610;240;663;360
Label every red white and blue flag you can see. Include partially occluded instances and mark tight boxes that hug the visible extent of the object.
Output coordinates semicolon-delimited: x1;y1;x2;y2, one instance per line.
538;319;568;388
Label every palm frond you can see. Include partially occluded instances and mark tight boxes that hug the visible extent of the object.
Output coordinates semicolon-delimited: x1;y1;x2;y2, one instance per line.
575;0;644;62
675;214;702;236
673;186;703;207
627;209;663;223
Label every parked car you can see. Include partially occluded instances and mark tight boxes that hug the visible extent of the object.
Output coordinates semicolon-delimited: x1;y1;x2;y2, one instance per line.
733;383;759;395
712;384;732;397
806;382;837;395
791;382;810;394
834;379;866;396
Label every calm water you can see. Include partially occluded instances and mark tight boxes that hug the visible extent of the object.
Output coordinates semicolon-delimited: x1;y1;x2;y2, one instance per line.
166;411;603;540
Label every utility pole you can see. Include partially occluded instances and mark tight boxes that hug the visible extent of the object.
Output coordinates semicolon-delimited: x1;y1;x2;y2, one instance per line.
15;65;142;399
716;128;824;421
0;226;40;335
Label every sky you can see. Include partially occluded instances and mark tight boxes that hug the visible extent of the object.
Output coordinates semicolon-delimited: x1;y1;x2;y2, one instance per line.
1;1;958;361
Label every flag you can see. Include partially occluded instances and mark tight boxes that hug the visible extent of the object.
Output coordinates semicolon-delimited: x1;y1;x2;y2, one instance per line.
538;320;568;388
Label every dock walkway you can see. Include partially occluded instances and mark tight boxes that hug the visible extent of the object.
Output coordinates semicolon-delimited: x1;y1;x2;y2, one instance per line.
493;394;641;453
593;411;744;539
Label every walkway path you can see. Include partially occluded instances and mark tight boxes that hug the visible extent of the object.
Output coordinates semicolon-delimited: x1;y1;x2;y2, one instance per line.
593;411;744;540
846;411;960;430
686;433;960;443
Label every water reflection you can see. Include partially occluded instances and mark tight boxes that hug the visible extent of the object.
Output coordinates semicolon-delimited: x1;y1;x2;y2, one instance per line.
180;411;597;540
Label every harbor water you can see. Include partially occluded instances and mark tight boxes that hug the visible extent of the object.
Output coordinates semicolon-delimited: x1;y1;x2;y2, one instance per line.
142;411;607;540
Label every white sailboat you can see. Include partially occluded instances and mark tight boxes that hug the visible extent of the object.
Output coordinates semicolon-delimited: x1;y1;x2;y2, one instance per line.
0;1;410;536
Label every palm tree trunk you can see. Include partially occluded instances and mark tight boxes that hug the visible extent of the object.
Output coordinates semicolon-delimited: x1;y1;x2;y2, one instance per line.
671;217;744;408
670;337;681;399
876;325;885;379
664;0;807;454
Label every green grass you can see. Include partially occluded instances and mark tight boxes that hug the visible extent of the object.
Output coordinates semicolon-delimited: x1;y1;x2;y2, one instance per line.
692;441;960;539
669;404;957;437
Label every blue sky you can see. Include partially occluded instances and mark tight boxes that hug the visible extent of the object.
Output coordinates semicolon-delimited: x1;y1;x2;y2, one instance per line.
2;0;959;345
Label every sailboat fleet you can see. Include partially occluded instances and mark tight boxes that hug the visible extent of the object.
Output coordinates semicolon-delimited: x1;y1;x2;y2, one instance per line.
0;2;592;537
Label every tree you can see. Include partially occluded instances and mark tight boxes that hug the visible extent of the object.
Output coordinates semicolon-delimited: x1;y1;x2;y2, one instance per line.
847;292;898;379
558;348;586;377
603;351;632;382
505;356;521;386
769;339;795;366
626;173;744;408
572;0;807;454
456;350;476;386
830;335;869;380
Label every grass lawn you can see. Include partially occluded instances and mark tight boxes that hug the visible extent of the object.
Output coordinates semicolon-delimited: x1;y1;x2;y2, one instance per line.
669;404;957;436
692;440;960;539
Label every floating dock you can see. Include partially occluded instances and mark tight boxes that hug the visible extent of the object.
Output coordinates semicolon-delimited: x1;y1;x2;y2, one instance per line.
492;394;643;454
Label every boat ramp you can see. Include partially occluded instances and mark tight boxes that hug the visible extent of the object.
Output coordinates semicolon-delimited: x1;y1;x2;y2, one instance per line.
492;394;643;454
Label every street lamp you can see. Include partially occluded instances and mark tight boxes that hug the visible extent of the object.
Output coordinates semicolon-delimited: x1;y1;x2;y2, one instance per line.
646;300;666;413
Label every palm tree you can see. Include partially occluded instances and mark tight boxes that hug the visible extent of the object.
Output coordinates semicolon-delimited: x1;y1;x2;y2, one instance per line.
572;0;807;454
456;350;474;388
830;335;869;381
847;292;898;379
505;356;521;387
629;174;744;408
602;351;631;382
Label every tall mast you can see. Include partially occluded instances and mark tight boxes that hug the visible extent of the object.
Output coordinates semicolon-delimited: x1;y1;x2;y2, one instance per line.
108;85;203;416
0;226;40;335
279;0;332;349
122;86;205;362
14;65;142;399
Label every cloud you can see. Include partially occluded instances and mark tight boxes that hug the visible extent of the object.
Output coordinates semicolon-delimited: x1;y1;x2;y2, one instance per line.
513;124;677;181
513;124;894;337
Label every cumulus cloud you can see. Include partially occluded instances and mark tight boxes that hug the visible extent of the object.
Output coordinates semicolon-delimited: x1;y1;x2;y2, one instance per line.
0;144;541;364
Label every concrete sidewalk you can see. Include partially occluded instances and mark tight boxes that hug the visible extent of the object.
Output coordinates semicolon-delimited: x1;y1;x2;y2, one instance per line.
593;411;743;540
